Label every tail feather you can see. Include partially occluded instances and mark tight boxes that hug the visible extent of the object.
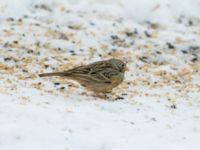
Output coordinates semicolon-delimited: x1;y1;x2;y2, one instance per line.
38;72;70;77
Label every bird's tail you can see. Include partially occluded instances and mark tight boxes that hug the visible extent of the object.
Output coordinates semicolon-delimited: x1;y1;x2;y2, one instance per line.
38;71;70;77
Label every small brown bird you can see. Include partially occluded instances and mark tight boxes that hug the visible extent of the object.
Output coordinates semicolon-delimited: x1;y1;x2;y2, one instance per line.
39;59;126;93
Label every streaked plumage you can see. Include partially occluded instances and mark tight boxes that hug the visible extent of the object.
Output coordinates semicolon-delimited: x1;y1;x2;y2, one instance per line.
39;59;126;93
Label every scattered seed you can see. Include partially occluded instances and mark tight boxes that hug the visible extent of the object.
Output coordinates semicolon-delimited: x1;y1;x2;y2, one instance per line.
111;48;116;52
35;23;40;26
156;51;162;54
130;41;135;45
4;42;9;47
170;104;177;109
189;46;199;51
69;50;75;53
54;82;60;86
121;93;128;96
18;18;23;22
13;41;18;44
108;52;112;55
181;50;188;54
68;25;80;30
22;69;28;73
35;4;52;12
36;41;40;47
144;31;151;37
115;96;124;100
111;35;119;40
175;80;181;83
127;82;131;85
151;117;157;121
7;17;14;21
60;87;65;90
125;31;134;37
27;49;34;53
90;22;95;26
71;53;77;56
166;42;175;49
59;33;68;40
44;65;49;68
23;15;29;18
188;20;193;26
191;54;198;62
139;56;148;63
4;57;12;61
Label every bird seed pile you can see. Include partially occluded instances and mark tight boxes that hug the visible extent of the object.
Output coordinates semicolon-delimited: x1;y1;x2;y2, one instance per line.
0;1;200;150
0;2;199;104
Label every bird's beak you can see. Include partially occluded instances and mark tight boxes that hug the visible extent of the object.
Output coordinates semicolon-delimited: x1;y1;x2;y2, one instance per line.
125;66;129;71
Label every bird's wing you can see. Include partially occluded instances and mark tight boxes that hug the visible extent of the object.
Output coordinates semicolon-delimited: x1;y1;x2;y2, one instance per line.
70;67;119;83
66;60;111;76
64;60;119;83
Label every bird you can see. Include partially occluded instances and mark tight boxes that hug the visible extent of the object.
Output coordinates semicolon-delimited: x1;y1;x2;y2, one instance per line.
39;58;126;93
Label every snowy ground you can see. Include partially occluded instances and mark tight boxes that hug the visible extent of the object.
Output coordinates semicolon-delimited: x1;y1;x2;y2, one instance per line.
0;0;200;150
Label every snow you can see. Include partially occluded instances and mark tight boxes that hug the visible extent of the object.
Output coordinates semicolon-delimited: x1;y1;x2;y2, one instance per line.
0;0;200;150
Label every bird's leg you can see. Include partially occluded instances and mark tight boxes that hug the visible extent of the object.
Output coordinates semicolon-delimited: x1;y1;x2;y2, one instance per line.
92;92;110;99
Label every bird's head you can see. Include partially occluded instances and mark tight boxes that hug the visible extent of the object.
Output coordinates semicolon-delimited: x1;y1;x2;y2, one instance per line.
109;59;126;73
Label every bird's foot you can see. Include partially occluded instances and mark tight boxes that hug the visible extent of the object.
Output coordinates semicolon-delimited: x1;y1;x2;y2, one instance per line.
92;93;110;99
